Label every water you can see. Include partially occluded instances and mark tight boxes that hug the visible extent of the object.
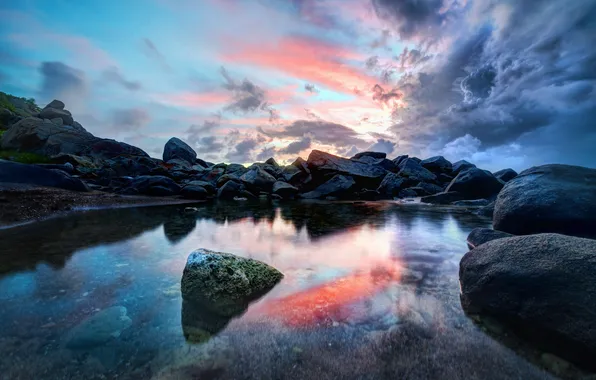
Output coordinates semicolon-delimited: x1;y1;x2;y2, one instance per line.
0;201;557;380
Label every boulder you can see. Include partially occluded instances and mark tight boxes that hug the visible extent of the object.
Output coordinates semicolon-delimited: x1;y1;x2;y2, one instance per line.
65;306;132;349
0;159;89;192
460;233;596;370
272;181;298;199
180;185;210;200
452;199;490;207
356;189;380;200
415;182;443;195
376;173;406;198
125;175;181;196
195;158;212;168
163;137;197;164
307;150;387;187
87;139;149;159
392;154;408;166
225;163;248;176
181;248;283;316
437;173;454;184
240;167;277;192
216;174;241;188
466;228;513;249
351;151;387;160
451;160;476;175
39;107;74;126
217;180;244;200
493;164;596;238
493;168;518;183
475;200;496;218
398;188;418;198
446;168;503;199
420;191;465;204
398;158;437;183
184;180;215;194
420;156;452;173
264;157;279;167
353;156;399;173
46;99;65;109
301;174;356;199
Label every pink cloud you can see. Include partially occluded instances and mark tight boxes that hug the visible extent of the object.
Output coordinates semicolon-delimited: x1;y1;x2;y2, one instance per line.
153;91;230;108
220;35;379;94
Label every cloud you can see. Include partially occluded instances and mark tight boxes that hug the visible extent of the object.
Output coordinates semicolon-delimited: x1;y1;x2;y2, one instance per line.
186;113;222;146
395;47;432;71
258;119;368;148
142;38;170;71
304;83;319;93
372;84;402;108
226;137;259;162
111;108;151;129
280;136;312;154
256;146;278;161
195;136;225;155
221;66;267;113
101;67;141;91
39;61;87;107
367;138;396;155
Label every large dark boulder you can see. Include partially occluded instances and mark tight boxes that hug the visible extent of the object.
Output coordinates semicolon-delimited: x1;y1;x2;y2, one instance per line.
180;185;209;200
493;168;518;183
88;139;149;159
493;164;596;238
0;159;89;192
301;174;356;199
240;167;277;192
446;168;503;199
466;228;513;249
353;156;399;173
163;137;197;164
451;160;476;175
460;233;596;371
415;182;443;195
376;173;406;198
125;175;181;196
351;151;386;160
181;248;283;317
217;180;245;200
392;154;408;166
398;158;437;183
307;150;387;187
420;156;452;173
272;181;298;199
420;191;465;204
39;106;74;126
264;157;279;167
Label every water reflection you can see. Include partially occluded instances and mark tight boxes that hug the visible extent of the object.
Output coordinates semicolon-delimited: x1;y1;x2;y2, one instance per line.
0;201;563;380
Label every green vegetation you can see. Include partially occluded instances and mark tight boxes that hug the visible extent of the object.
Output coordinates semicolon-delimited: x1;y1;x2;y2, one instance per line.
0;93;17;113
0;92;41;114
0;150;51;164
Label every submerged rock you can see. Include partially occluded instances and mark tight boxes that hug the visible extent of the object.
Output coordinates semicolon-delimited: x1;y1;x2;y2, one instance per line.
493;164;596;238
65;306;132;349
181;248;283;316
460;233;596;371
466;228;513;249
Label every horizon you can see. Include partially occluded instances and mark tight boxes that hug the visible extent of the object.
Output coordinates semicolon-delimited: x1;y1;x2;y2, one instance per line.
1;0;595;171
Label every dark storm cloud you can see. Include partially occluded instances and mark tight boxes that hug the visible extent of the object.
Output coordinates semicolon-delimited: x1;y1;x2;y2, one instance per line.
280;136;312;155
395;47;432;71
186;114;222;148
111;108;150;129
226;137;259;162
39;61;87;103
367;138;396;155
256;146;278;161
142;38;170;71
101;67;142;91
258;120;368;148
195;136;225;154
221;66;266;113
386;0;596;169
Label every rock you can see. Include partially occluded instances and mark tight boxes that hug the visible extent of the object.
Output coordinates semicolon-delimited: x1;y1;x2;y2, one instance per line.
353;156;399;173
466;228;513;249
251;162;283;179
181;300;234;344
301;174;356;199
217;180;244;200
181;185;210;200
446;168;504;199
125;175;181;196
272;181;298;199
165;158;193;172
291;157;310;173
451;160;476;175
39;107;74;126
356;189;380;200
352;151;387;160
195;158;212;168
420;191;465;204
181;248;283;316
240;167;277;192
184;180;215;194
46;99;65;110
376;173;406;198
34;162;75;174
493;168;518;183
459;233;596;371
307;150;387;187
264;157;279;167
0;108;18;129
197;166;226;184
50;117;63;126
163;137;197;164
398;188;418;198
216;173;241;188
0;159;89;192
392;154;408;166
398;158;437;183
415;182;443;195
87;139;149;159
452;199;490;207
437;173;454;184
493;164;596;238
420;156;452;173
65;306;132;349
225;163;248;176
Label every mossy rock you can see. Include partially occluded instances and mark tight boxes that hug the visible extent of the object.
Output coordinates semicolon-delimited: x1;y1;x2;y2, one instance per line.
181;248;283;316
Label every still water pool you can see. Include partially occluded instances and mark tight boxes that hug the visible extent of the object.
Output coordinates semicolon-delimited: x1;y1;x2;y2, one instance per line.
0;201;557;379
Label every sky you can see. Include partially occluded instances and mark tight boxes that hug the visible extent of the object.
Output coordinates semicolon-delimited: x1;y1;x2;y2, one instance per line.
1;0;595;171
